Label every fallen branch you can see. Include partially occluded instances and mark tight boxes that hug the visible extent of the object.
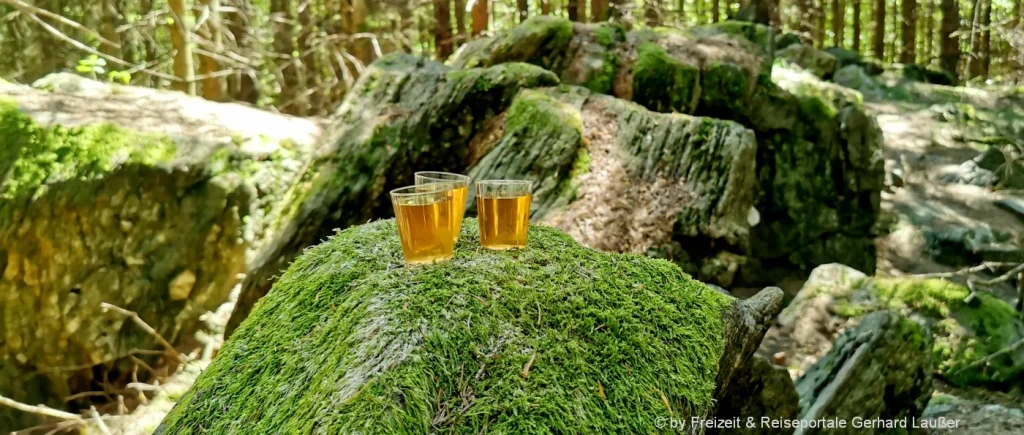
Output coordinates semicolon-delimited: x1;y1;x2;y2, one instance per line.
0;0;120;49
947;337;1024;378
908;262;1017;279
101;302;185;363
0;393;81;420
89;406;111;435
975;263;1024;286
126;382;162;392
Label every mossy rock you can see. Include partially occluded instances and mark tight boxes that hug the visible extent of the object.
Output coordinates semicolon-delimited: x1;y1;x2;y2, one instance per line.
159;219;783;433
467;85;758;286
825;47;885;76
778;264;1024;389
897;63;956;86
776;44;838;78
0;78;322;430
450;19;884;284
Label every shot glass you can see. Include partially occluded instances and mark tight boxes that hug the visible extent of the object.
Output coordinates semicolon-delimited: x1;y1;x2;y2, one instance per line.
475;180;532;250
414;171;470;242
390;184;455;265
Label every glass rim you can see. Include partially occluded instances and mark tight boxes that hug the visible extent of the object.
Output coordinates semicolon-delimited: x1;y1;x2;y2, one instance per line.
389;184;452;197
414;171;470;183
474;179;532;187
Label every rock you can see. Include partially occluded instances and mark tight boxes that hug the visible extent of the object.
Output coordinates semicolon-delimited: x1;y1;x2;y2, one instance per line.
156;220;783;433
451;16;884;283
923;226;1014;266
777;44;838;78
825;47;885;75
995;198;1024;222
469;86;758;286
225;54;560;336
774;264;1024;389
898;63;956;86
0;76;322;429
832;65;884;98
795;311;933;431
713;356;799;435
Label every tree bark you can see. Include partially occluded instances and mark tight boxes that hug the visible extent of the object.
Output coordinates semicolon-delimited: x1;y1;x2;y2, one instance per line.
853;0;862;51
472;0;489;34
923;0;934;63
569;0;580;21
198;0;226;102
938;0;959;77
832;0;844;47
435;0;454;59
967;0;983;79
454;0;466;37
900;0;916;63
814;0;825;48
518;0;529;21
592;0;608;21
541;0;552;14
796;0;814;40
979;0;991;78
712;0;720;22
168;0;195;94
872;0;885;59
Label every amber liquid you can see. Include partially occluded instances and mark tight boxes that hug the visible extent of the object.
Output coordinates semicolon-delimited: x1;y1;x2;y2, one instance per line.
450;186;468;242
477;194;531;250
394;197;454;265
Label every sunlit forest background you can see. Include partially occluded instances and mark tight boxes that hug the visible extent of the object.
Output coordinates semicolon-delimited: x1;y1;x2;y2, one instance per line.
1;0;1020;116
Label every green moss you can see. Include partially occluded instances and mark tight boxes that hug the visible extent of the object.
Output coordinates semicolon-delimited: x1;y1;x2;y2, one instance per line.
0;98;177;200
632;43;700;114
873;278;1024;386
160;219;731;433
454;16;574;69
505;89;583;136
691;21;774;52
581;51;618;95
593;22;625;47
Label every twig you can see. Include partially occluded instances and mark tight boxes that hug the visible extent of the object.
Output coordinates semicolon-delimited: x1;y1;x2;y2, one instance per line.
63;391;109;402
126;382;162;392
0;0;120;49
975;263;1024;286
948;337;1024;377
89;406;111;435
101;302;184;362
0;393;81;420
520;353;537;379
907;262;1017;279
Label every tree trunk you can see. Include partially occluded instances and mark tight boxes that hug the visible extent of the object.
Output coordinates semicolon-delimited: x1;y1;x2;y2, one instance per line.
872;0;885;59
518;0;529;21
967;0;982;79
348;0;373;66
454;0;466;37
796;0;813;39
578;0;588;22
923;0;934;63
592;0;608;21
435;0;454;58
938;0;959;77
569;0;579;21
814;0;826;48
168;0;195;94
901;0;916;63
198;0;226;102
472;0;489;33
832;0;844;47
979;0;990;78
853;0;862;51
541;0;552;14
678;0;685;22
713;0;720;22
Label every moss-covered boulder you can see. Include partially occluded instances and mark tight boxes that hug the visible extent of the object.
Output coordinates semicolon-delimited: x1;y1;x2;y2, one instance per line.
158;219;783;433
467;86;758;286
450;17;884;283
897;63;956;86
0;75;321;430
776;44;838;78
226;54;560;336
824;47;885;76
796;311;933;431
774;264;1024;389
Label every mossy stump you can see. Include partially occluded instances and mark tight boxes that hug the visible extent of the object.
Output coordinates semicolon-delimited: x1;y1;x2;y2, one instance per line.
159;219;781;433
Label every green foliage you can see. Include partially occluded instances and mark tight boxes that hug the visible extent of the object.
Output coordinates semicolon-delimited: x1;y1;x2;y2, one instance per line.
0;98;176;200
872;278;1024;387
160;219;731;433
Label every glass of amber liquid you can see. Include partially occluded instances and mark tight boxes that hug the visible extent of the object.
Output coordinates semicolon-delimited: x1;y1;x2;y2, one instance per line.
414;171;470;242
390;185;455;265
476;180;532;250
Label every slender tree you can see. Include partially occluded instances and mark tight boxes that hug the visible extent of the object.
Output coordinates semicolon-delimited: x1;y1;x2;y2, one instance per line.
169;0;196;94
197;0;225;101
592;0;608;21
979;0;991;77
814;0;825;47
853;0;862;51
569;0;579;21
472;0;489;33
434;0;454;58
454;0;466;36
832;0;844;47
541;0;552;14
901;0;917;63
967;0;983;78
712;0;720;21
518;0;529;21
923;0;934;63
873;0;885;59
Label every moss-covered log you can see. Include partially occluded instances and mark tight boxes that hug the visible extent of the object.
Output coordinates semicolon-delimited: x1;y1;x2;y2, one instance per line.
466;86;757;286
158;219;782;433
0;75;321;430
451;17;884;282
